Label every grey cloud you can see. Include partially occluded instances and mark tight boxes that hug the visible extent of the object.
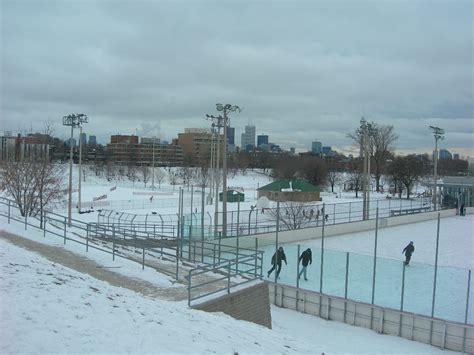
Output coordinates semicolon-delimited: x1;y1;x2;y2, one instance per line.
1;0;472;156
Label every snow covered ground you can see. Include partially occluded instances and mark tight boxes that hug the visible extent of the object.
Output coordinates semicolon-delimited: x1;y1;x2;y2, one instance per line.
1;167;471;353
0;236;458;354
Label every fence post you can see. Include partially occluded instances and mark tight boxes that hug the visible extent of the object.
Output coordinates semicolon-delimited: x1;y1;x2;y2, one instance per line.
255;238;259;279
345;252;349;299
371;208;379;305
63;217;67;244
188;270;192;307
86;223;89;252
348;202;351;222
320;203;326;293
43;211;47;238
25;212;27;230
465;269;471;324
274;201;280;285
296;244;301;289
398;262;407;337
227;260;231;293
112;225;116;261
175;241;179;281
333;203;336;224
142;246;145;270
236;198;240;274
463;270;471;352
213;243;216;267
188;226;192;261
8;199;11;224
431;213;441;319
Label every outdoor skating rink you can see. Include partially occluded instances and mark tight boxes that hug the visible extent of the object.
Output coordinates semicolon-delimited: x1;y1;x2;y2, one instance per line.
261;214;474;324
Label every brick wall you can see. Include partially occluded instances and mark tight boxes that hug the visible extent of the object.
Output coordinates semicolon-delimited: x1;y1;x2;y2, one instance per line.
192;282;272;329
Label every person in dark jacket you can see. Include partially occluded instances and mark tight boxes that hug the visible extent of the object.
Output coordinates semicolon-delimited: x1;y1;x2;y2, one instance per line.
267;246;287;279
402;241;415;266
298;248;312;281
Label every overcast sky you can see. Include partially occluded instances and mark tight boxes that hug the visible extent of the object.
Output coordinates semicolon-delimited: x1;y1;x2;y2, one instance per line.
1;0;473;156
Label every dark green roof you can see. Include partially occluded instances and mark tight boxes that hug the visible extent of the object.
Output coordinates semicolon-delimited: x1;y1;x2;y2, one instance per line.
257;179;320;192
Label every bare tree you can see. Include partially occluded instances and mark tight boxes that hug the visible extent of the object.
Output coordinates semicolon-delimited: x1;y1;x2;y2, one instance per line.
388;155;425;199
348;121;398;192
346;159;364;198
299;156;328;187
168;169;179;190
179;166;194;189
268;201;307;230
272;154;299;179
0;158;64;223
155;167;165;189
106;161;115;182
127;164;137;184
194;165;211;188
141;165;150;187
326;157;344;193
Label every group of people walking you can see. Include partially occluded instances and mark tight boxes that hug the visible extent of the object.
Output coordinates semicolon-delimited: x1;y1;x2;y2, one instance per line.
267;247;312;280
267;241;416;279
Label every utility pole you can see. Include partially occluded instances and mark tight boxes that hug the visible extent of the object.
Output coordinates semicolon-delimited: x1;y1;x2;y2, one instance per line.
78;125;83;213
62;113;88;226
360;117;374;220
361;117;369;220
429;126;444;210
206;104;240;237
151;136;155;189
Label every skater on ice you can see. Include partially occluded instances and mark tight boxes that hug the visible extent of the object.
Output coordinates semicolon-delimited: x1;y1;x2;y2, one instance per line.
298;248;312;281
267;246;287;279
402;241;415;266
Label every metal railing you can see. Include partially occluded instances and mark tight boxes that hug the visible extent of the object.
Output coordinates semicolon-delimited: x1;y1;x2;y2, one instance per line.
0;197;265;303
187;251;263;307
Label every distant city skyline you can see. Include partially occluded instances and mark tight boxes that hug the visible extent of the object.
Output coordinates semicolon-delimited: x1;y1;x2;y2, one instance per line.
2;1;472;157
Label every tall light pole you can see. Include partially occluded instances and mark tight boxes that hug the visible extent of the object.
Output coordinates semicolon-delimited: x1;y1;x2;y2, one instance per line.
360;118;374;220
209;123;216;204
62;113;88;226
207;104;240;237
151;136;156;189
429;126;444;210
360;118;369;220
78;125;83;213
215;104;241;237
206;115;223;236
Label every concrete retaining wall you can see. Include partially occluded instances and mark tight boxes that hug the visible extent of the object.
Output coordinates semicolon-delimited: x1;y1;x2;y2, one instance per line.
269;283;473;353
192;282;272;329
218;209;457;249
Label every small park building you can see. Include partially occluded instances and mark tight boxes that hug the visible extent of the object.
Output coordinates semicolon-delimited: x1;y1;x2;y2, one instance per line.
257;179;320;202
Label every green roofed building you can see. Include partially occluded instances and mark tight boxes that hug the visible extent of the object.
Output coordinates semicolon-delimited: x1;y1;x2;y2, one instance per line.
219;189;245;203
257;179;320;202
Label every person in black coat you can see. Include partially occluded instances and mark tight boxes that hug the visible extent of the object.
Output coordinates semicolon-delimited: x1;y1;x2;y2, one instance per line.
267;246;287;279
402;241;415;266
298;248;312;281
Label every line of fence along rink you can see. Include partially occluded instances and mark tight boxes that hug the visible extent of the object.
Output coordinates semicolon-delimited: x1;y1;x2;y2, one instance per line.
96;193;436;240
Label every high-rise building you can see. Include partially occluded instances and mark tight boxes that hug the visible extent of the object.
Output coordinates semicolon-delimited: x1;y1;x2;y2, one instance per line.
110;135;139;144
80;132;87;146
88;135;97;145
241;125;256;151
177;128;221;165
311;141;322;154
257;134;269;147
322;146;332;156
65;138;76;147
227;127;235;145
439;149;452;159
141;137;161;145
